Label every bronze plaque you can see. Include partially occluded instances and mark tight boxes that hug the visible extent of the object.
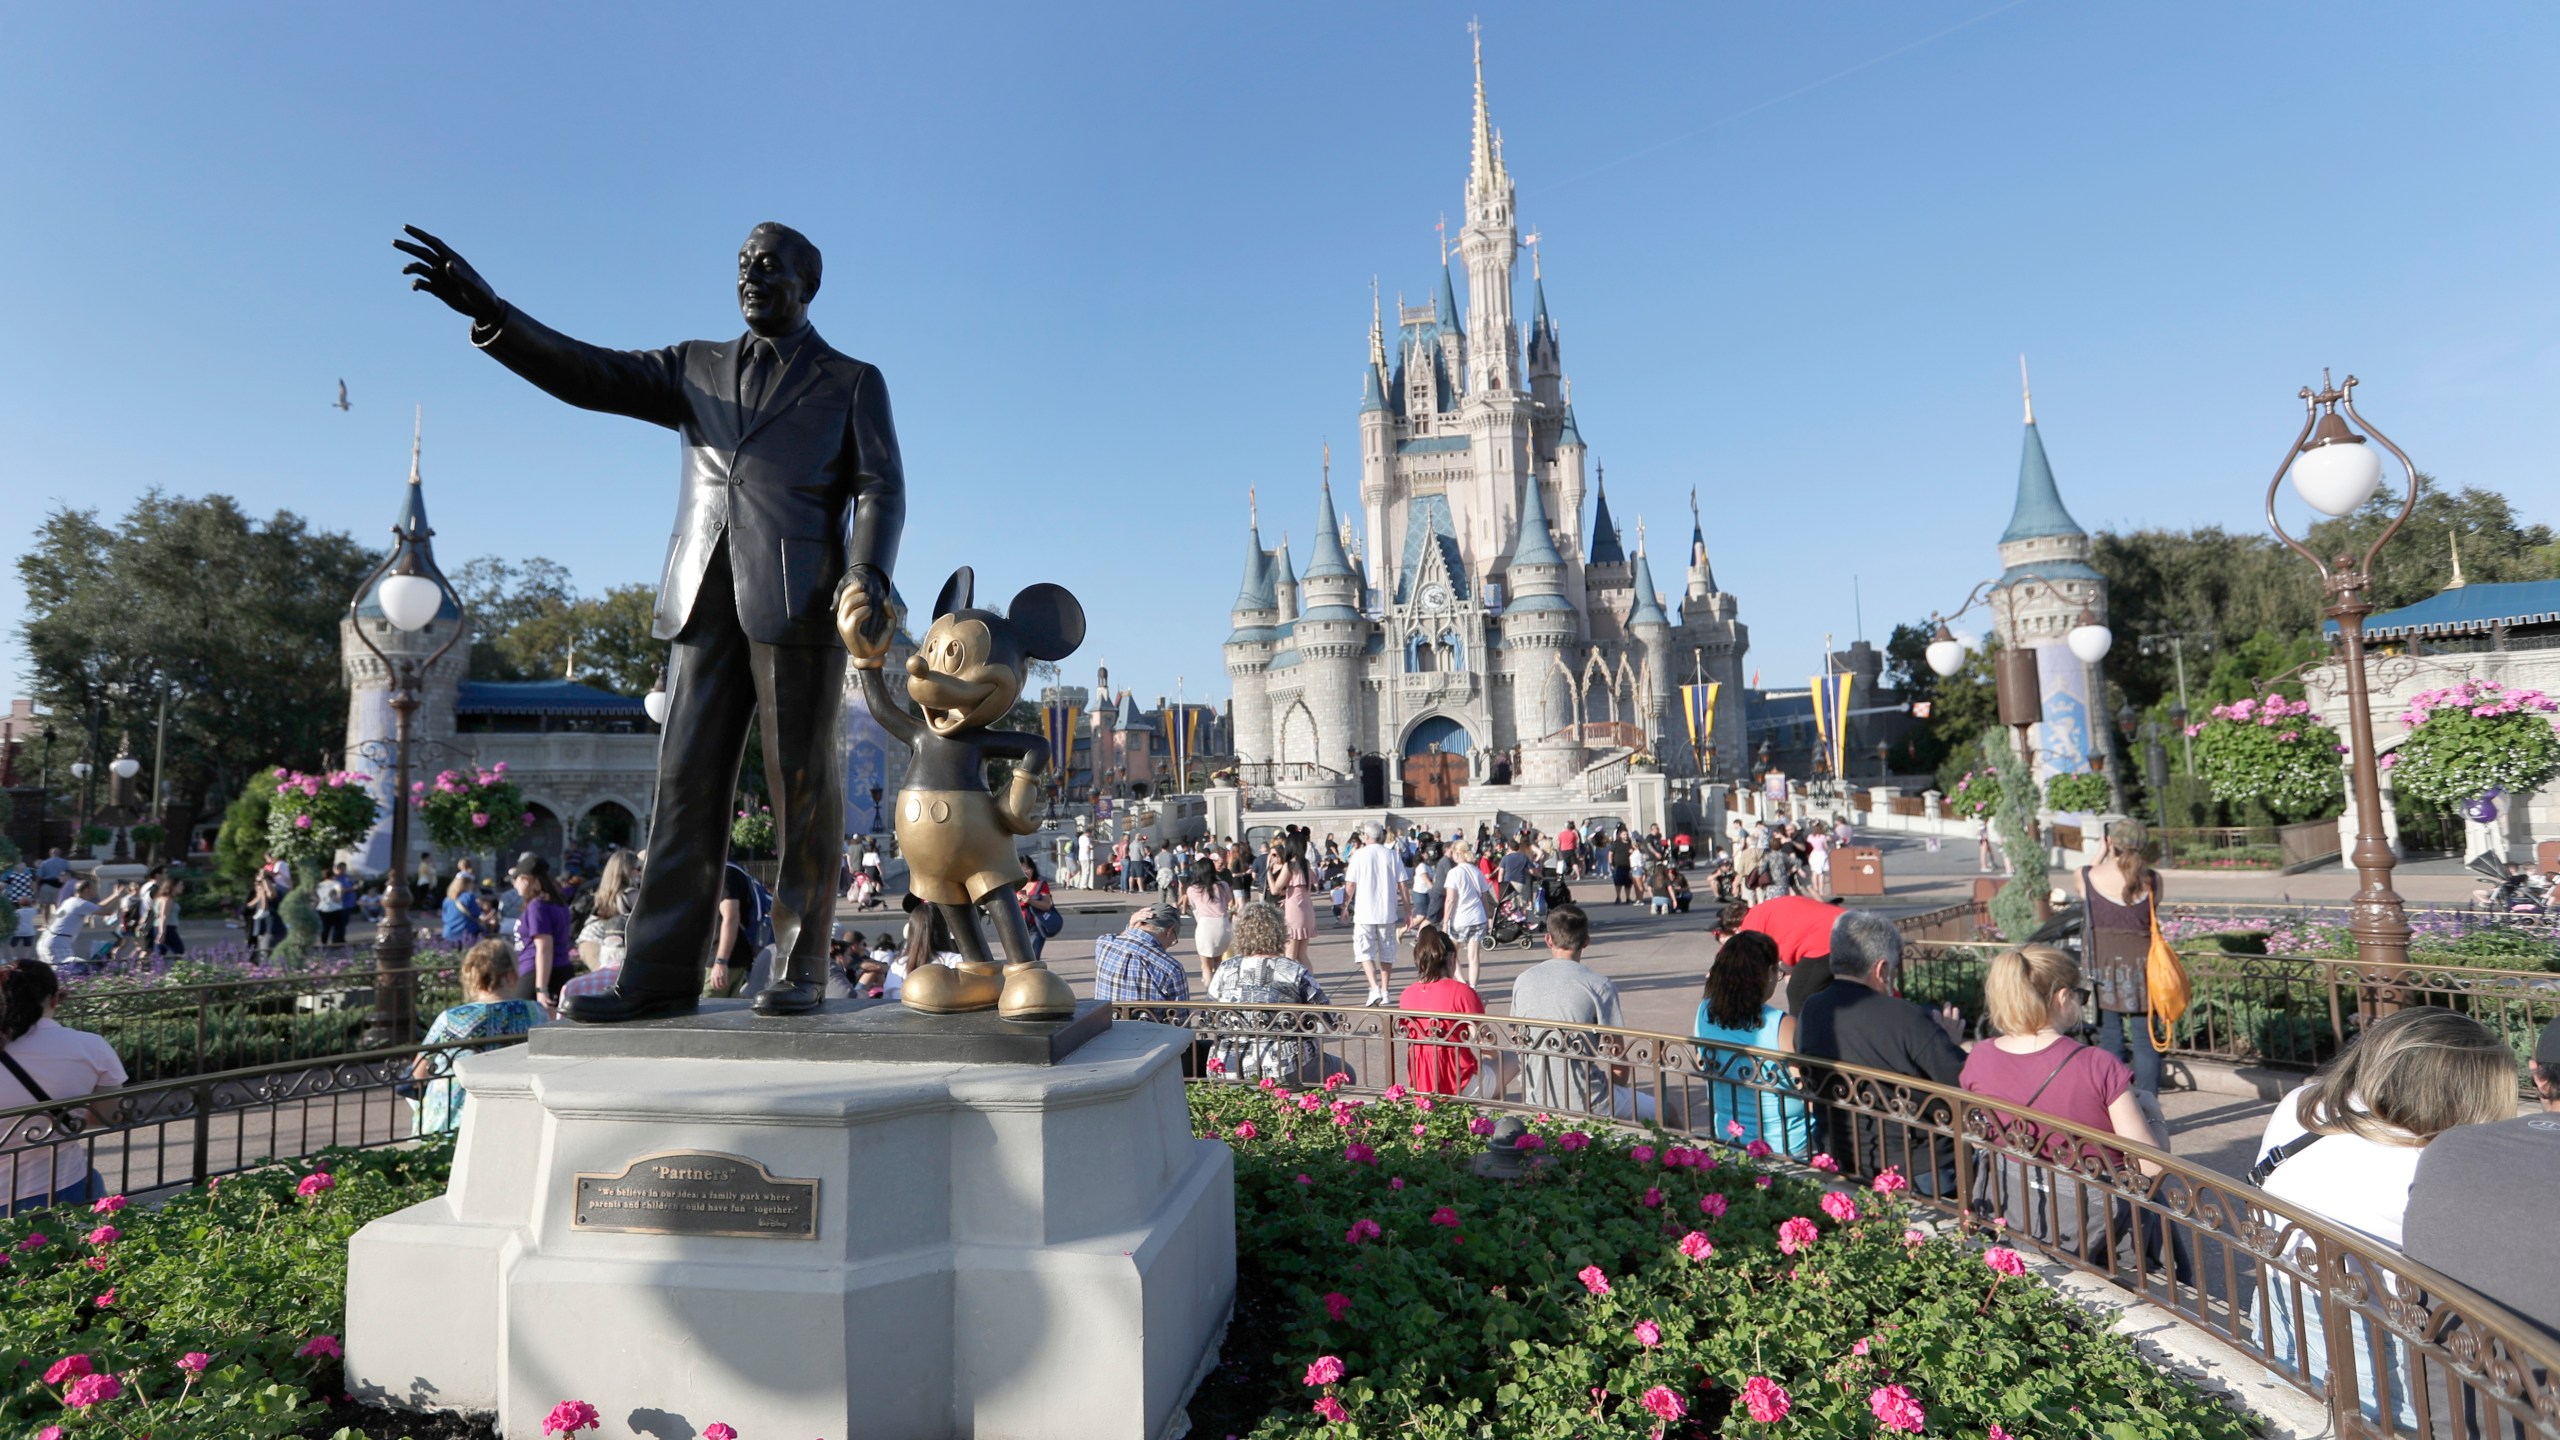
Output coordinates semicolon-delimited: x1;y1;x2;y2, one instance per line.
572;1150;819;1240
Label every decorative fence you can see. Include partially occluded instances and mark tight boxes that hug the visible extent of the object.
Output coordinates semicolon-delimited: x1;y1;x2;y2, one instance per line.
1125;1001;2560;1439
0;1033;527;1212
1903;942;2560;1076
58;960;468;1084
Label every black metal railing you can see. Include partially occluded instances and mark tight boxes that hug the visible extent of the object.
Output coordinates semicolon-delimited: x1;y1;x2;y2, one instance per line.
54;946;472;1084
1123;1001;2560;1439
0;1033;526;1212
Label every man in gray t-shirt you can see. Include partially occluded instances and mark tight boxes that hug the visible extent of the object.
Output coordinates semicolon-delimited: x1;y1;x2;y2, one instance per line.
2403;1022;2560;1344
1507;903;1628;1116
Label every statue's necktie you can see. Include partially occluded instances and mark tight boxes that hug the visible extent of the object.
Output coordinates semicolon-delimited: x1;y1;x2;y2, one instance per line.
741;339;776;417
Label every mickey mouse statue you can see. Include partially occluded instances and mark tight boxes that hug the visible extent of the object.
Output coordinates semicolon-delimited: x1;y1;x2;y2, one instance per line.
838;565;1083;1021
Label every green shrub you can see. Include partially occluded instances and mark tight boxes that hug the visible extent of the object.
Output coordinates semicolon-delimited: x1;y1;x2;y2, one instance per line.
1187;1086;2250;1438
2043;772;2111;814
0;1141;452;1438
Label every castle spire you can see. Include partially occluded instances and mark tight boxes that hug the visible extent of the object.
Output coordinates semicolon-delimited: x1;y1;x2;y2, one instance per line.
1588;464;1625;565
1304;474;1356;581
2447;529;2468;589
2002;385;2084;545
1468;17;1499;198
2020;354;2035;425
394;404;432;537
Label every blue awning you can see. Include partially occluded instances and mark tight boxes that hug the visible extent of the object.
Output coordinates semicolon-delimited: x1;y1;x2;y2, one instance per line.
455;681;650;716
2329;579;2560;640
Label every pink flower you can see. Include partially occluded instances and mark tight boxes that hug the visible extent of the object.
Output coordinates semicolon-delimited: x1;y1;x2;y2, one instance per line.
1820;1191;1861;1224
1852;1336;1871;1356
1558;1131;1590;1151
1233;1122;1257;1140
294;813;314;830
1641;1384;1685;1423
1343;1142;1375;1165
1988;1426;2014;1440
1415;1096;1435;1112
1323;1072;1349;1091
1344;1218;1382;1245
1871;1167;1909;1195
1633;1319;1662;1348
543;1399;602;1435
1410;1122;1427;1136
1903;1228;1928;1248
298;1335;342;1360
1468;1116;1495;1136
1578;1264;1611;1295
521;811;537;828
1313;1395;1350;1424
1807;1152;1839;1172
43;1355;93;1385
90;1195;127;1216
1390;1174;1407;1188
1725;1119;1746;1140
1303;1354;1346;1386
37;1424;61;1440
1677;1230;1715;1261
92;1288;115;1308
1755;1175;1774;1189
1868;1383;1927;1433
1631;1144;1656;1163
1777;1217;1820;1255
1742;1375;1792;1423
297;1171;336;1198
1699;1193;1728;1219
62;1373;121;1409
705;1426;739;1440
471;812;491;828
1295;1173;1314;1187
83;1225;119;1248
1322;1291;1352;1320
1983;1245;2027;1277
1204;1056;1227;1075
1515;1133;1546;1152
180;1351;214;1375
1745;1139;1774;1160
1382;1083;1406;1102
1641;1187;1663;1208
1430;1206;1460;1227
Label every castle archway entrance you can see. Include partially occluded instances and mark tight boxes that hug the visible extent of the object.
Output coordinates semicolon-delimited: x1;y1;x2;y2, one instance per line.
1399;715;1473;808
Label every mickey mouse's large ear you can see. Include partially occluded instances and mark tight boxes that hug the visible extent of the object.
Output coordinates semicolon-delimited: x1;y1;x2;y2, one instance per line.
1005;583;1087;662
932;567;975;621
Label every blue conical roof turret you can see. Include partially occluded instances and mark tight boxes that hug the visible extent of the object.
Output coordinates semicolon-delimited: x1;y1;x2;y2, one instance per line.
1303;481;1356;581
1628;545;1670;629
2000;419;2084;544
1360;360;1388;413
1233;523;1276;612
1436;262;1464;338
1510;475;1565;570
1530;274;1552;344
1275;535;1297;590
1587;468;1625;565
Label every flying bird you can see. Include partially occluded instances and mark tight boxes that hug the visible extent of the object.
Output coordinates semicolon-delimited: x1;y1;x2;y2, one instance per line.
334;380;351;412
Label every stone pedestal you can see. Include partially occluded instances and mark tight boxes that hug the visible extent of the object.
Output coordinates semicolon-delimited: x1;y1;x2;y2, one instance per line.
1202;783;1241;843
346;1006;1234;1440
1626;769;1669;836
1520;739;1587;789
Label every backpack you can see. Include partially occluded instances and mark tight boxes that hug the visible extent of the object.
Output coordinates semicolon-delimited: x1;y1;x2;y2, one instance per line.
1209;955;1316;1084
727;864;775;952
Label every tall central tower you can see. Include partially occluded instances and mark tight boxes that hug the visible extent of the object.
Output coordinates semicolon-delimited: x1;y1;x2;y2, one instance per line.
1458;22;1517;398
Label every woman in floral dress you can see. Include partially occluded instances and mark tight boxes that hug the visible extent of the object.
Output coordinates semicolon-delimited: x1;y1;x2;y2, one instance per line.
410;939;546;1136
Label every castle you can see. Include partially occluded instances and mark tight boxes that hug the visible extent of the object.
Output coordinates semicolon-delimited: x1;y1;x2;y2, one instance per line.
1223;33;1749;810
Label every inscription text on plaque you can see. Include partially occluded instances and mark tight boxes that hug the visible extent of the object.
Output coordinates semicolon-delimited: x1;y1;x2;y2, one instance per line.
572;1150;819;1240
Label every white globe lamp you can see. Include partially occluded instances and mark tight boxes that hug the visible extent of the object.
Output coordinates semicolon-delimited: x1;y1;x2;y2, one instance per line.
2290;412;2383;518
111;755;141;780
1926;638;1967;677
2066;620;2114;665
378;573;445;633
69;761;90;780
644;676;671;726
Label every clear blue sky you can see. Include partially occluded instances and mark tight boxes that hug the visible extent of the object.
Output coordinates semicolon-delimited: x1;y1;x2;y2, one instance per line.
5;3;2556;713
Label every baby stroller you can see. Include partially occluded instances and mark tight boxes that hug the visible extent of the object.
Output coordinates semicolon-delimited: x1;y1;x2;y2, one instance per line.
1489;887;1544;948
2467;853;2552;913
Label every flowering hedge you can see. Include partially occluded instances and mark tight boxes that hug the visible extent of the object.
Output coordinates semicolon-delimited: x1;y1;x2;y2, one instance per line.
731;804;777;856
2185;694;2343;820
416;762;531;855
2383;680;2560;813
1189;1084;2247;1438
260;770;380;871
0;1144;450;1439
2043;772;2110;814
1945;769;2000;821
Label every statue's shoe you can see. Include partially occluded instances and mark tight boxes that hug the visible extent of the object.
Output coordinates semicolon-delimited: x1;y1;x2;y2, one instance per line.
561;987;700;1024
997;963;1077;1022
903;961;1004;1014
752;980;824;1016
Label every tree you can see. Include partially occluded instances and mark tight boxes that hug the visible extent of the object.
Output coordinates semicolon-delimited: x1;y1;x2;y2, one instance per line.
17;493;372;850
453;558;664;696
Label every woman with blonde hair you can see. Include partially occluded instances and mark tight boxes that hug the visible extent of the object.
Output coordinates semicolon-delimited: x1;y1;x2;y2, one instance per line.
408;939;546;1137
2250;1007;2515;1424
574;849;640;972
2081;817;2163;1096
1437;839;1493;988
1962;944;2178;1276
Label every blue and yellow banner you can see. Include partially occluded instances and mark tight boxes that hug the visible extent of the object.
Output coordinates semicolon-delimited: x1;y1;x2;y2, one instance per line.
1809;673;1854;780
1679;682;1719;756
1041;702;1080;792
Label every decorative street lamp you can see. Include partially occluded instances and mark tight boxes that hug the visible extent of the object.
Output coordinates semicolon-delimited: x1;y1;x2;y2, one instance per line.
34;725;55;858
643;667;671;727
1924;574;2114;785
349;419;464;1044
2264;372;2418;971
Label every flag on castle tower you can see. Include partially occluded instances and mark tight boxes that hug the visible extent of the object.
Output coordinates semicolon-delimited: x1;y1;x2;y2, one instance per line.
1679;682;1719;753
1809;673;1854;782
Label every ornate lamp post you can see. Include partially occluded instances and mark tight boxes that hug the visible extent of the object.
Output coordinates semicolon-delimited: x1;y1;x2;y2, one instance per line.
1923;575;2114;782
34;725;54;857
350;424;464;1044
68;751;91;856
2265;372;2417;971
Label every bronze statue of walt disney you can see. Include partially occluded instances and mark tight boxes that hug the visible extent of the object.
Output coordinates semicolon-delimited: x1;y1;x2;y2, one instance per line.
838;566;1082;1021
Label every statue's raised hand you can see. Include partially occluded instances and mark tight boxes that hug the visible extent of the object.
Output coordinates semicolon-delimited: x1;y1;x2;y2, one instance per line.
836;564;894;669
394;225;502;326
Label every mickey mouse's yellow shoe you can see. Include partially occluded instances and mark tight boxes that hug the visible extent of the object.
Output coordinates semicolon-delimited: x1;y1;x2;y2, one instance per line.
998;963;1077;1022
902;960;1003;1014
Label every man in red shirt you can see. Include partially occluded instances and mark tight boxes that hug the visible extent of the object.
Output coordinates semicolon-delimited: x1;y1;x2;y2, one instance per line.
1741;894;1847;1013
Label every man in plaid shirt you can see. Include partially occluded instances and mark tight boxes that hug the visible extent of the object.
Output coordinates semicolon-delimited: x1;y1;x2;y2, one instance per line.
1093;902;1189;1013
